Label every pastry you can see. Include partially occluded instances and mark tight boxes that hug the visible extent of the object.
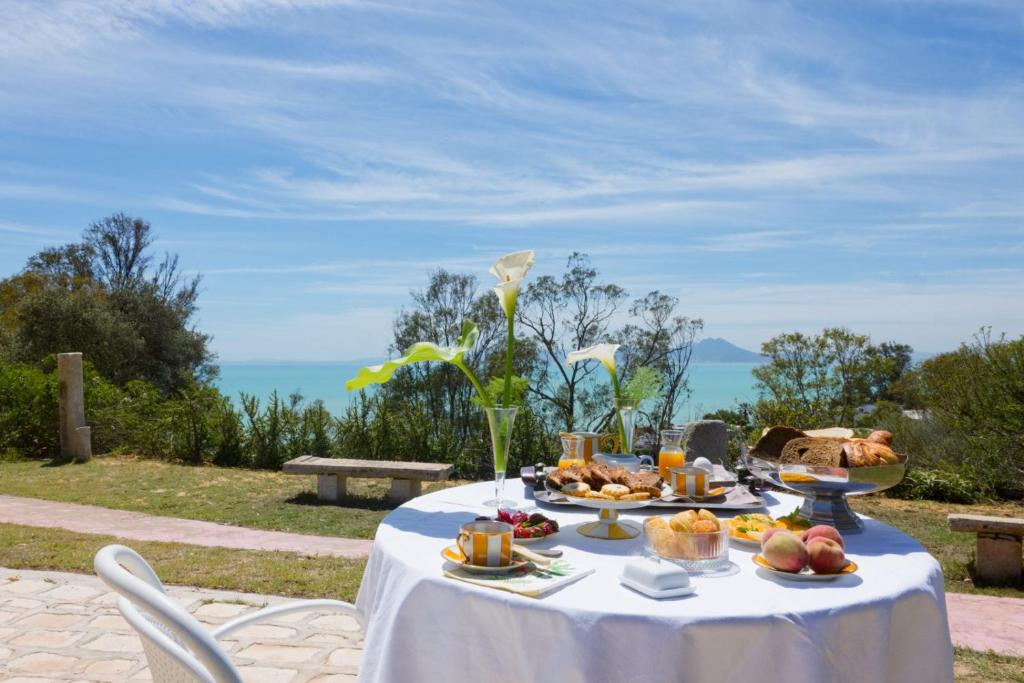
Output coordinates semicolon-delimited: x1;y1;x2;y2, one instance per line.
561;482;591;498
619;492;651;501
585;491;613;500
867;430;893;446
600;484;631;499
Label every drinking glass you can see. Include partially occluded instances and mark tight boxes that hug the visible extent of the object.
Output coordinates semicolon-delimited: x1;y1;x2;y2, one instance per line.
558;435;585;469
614;398;637;455
483;405;518;508
658;429;686;481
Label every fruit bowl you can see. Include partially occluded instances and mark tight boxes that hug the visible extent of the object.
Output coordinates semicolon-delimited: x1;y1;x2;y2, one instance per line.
742;448;908;533
644;516;730;573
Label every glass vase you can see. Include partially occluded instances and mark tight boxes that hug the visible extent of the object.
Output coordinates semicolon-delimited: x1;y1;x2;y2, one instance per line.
483;405;518;508
614;398;637;455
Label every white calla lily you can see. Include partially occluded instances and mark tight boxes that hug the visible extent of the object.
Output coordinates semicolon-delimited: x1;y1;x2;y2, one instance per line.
490;250;535;318
566;343;621;375
489;250;535;283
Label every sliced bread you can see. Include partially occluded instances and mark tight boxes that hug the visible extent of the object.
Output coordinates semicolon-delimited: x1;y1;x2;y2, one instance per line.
780;437;847;467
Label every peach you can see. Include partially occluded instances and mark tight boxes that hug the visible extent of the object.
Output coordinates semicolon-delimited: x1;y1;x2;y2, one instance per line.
760;527;790;549
762;532;809;573
802;525;844;549
807;537;847;574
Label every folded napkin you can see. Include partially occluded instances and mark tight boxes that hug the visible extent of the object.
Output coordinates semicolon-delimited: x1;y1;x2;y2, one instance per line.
443;559;594;598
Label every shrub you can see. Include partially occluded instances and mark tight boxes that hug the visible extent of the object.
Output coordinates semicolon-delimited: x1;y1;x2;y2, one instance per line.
889;468;983;504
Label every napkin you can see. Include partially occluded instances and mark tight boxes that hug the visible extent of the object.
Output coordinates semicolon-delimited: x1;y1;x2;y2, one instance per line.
443;559;594;598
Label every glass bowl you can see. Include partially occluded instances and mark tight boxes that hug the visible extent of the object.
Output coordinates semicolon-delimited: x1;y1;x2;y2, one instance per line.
643;516;730;573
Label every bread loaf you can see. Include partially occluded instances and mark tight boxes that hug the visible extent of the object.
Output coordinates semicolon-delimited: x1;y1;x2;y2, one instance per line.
780;437;847;467
751;426;806;461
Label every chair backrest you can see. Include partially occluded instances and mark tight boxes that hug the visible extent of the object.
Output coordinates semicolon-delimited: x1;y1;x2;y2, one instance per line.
94;545;243;683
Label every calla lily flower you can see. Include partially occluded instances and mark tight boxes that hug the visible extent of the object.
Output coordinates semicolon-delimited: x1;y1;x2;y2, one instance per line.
346;321;487;401
490;250;535;317
566;343;621;375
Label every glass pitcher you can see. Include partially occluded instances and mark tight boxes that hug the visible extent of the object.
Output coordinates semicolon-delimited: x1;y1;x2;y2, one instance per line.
658;429;686;482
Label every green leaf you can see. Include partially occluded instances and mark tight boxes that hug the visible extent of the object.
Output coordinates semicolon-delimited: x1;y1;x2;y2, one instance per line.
621;366;663;405
345;321;480;391
471;375;530;408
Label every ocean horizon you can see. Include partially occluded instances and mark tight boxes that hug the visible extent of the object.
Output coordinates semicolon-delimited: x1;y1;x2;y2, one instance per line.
215;360;762;422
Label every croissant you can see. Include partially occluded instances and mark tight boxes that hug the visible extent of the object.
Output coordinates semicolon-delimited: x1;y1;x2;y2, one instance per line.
842;439;899;467
867;430;893;446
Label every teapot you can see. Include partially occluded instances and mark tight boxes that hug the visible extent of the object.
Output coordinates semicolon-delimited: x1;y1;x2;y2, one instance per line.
592;452;655;473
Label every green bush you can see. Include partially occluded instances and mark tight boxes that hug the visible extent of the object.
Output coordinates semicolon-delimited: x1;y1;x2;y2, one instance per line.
889;468;983;504
0;362;59;458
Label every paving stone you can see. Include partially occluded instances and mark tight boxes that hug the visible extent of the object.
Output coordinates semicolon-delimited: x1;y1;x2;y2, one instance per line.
236;642;321;664
233;624;298;640
6;651;81;673
327;648;363;669
18;612;86;629
236;665;300;683
4;677;63;683
0;608;20;623
308;675;359;683
309;614;361;632
4;598;45;610
83;658;136;676
38;585;102;602
8;629;85;648
87;614;131;631
81;633;144;653
193;601;253;618
2;580;55;595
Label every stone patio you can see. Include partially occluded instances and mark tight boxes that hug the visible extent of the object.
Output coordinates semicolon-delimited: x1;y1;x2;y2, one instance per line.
0;567;364;682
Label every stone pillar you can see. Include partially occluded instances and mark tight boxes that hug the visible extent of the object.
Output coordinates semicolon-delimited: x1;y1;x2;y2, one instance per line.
678;420;729;465
58;353;91;462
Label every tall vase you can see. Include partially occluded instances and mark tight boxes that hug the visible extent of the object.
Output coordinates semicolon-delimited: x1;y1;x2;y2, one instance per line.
483;405;518;508
614;398;637;455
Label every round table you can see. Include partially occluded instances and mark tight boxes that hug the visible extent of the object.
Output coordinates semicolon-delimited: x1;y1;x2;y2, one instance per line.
355;479;953;683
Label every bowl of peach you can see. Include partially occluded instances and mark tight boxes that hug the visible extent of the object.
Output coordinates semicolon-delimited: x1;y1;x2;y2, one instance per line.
644;509;730;572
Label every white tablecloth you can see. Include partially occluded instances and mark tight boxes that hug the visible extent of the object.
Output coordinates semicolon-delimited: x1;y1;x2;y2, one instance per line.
355;479;953;683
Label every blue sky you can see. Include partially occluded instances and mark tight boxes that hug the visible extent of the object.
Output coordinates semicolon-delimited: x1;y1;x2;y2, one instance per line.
1;0;1022;361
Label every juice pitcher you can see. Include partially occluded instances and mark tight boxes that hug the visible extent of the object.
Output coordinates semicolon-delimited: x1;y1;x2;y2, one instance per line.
658;429;686;481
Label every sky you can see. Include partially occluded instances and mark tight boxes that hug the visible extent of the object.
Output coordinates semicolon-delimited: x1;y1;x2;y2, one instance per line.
1;0;1023;362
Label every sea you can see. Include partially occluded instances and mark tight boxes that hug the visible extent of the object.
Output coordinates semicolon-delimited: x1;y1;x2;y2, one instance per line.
215;361;761;422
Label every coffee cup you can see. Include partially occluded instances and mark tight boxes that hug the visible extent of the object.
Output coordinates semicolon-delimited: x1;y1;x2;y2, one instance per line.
671;466;709;498
456;520;513;567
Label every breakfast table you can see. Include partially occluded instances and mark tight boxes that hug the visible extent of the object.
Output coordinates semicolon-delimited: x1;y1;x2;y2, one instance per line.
354;478;954;683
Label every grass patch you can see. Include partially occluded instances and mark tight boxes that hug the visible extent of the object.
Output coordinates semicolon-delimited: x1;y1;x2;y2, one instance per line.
954;647;1024;682
0;456;459;539
0;522;365;601
851;496;1024;598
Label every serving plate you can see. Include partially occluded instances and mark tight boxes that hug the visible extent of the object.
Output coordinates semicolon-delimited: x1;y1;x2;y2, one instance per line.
743;449;908;533
752;554;859;581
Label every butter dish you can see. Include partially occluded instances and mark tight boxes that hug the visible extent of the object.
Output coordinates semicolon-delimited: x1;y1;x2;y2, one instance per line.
619;556;695;599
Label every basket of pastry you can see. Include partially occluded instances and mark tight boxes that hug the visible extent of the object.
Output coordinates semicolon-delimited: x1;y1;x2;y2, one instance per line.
743;426;908;532
644;510;730;571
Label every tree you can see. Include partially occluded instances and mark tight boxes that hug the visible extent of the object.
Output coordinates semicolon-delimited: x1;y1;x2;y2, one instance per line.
0;213;215;392
751;327;914;430
517;253;626;430
912;329;1024;490
618;291;703;430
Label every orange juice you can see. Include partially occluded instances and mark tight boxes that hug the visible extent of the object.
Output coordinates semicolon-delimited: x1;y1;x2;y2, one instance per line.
558;458;586;469
658;448;685;481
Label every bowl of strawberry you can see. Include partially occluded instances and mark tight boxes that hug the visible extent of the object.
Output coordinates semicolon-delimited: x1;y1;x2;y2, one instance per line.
478;510;560;542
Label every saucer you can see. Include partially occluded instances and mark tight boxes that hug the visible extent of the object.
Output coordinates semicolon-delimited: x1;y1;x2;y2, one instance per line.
441;545;531;574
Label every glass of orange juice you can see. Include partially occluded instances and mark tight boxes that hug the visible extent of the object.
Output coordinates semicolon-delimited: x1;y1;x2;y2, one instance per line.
658;429;685;481
558;435;585;469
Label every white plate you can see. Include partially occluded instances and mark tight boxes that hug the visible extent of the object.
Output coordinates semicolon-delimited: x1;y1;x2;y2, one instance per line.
441;546;532;574
618;575;696;599
752;554;858;581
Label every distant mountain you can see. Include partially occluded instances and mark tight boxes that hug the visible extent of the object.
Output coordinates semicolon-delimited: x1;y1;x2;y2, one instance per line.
691;338;765;363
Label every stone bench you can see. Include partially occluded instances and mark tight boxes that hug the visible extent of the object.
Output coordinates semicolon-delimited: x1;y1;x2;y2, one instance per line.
283;456;454;504
948;514;1024;585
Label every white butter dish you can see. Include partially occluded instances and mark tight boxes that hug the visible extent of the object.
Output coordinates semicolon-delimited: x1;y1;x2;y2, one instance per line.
619;556;695;599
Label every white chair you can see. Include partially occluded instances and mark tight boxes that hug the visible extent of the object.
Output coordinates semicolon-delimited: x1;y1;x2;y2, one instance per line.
94;544;360;683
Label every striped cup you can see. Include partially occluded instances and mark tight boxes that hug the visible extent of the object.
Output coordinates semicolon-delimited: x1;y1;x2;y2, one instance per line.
456;520;513;567
671;466;709;498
